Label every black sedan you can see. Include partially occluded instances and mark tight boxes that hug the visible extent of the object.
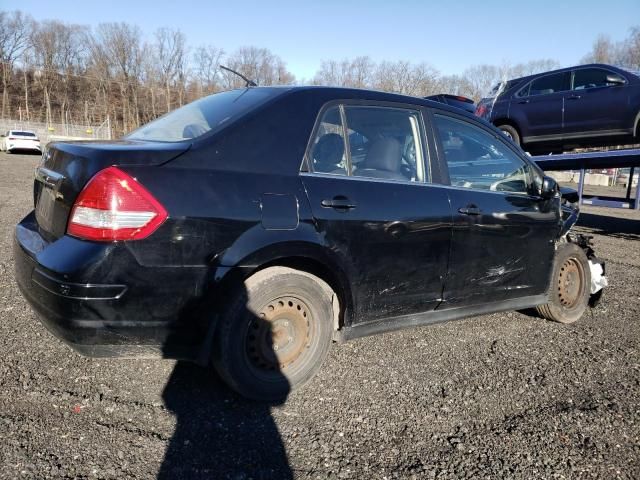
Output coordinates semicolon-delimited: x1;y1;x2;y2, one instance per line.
14;86;606;400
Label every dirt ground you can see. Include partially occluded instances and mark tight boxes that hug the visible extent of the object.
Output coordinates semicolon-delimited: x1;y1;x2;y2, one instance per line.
0;152;638;479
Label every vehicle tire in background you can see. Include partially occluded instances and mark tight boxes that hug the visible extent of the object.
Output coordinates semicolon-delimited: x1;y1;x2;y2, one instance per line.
497;124;520;146
537;243;591;324
213;267;334;401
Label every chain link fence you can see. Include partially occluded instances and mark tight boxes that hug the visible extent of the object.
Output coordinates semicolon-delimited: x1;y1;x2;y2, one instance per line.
0;118;112;145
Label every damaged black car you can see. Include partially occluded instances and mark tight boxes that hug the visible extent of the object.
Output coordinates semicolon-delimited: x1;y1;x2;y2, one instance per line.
14;86;607;400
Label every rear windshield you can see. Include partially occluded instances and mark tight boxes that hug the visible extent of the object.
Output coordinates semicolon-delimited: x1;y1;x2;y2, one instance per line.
12;131;36;137
126;88;281;142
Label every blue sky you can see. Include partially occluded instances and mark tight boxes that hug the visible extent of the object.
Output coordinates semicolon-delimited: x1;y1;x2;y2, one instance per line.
11;0;640;80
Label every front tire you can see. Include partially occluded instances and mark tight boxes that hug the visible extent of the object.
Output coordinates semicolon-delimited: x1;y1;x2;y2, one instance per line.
537;243;591;324
213;267;334;401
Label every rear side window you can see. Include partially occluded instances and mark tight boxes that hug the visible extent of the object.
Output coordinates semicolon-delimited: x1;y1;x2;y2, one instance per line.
524;72;569;97
126;88;279;142
573;68;623;90
434;114;531;193
308;105;427;183
345;106;425;183
308;107;348;175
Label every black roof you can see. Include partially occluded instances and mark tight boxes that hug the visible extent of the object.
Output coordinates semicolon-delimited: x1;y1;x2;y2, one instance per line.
249;85;479;120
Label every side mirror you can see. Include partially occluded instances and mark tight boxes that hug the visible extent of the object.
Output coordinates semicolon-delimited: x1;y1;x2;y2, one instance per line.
540;175;558;199
606;74;625;85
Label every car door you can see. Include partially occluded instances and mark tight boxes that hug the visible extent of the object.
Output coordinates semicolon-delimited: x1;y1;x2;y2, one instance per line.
301;103;452;324
431;112;560;309
563;67;631;136
512;72;570;141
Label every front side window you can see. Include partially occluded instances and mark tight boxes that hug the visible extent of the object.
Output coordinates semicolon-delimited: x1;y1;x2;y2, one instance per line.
527;72;569;96
573;68;624;90
434;114;531;193
345;106;425;182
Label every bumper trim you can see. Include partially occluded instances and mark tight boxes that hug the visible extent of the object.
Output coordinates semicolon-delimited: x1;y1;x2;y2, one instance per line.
32;268;127;300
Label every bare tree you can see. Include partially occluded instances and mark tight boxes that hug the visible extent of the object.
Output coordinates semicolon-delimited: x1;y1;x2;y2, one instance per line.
154;27;187;111
459;64;499;101
313;56;375;88
619;26;640;70
193;44;224;95
223;46;295;88
91;22;146;132
0;11;34;118
582;34;617;64
31;20;86;125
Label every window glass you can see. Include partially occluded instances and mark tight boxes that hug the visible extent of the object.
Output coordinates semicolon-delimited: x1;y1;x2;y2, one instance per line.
309;107;347;175
434;115;531;193
573;68;622;90
126;88;278;142
528;73;568;96
515;83;531;98
344;106;424;182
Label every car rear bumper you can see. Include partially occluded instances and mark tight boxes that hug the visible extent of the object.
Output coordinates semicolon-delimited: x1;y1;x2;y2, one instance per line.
6;140;41;152
14;211;212;360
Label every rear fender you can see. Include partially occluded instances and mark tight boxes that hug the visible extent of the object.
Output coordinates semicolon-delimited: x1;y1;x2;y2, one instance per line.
196;232;354;364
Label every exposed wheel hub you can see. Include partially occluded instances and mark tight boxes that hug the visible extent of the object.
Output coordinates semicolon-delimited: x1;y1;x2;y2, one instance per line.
246;296;311;372
558;258;583;308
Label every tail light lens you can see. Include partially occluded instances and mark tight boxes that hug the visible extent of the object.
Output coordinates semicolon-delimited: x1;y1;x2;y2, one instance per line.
475;104;487;117
67;166;168;241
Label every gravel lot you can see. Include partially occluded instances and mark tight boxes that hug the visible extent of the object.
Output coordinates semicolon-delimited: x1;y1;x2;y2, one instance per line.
1;152;639;479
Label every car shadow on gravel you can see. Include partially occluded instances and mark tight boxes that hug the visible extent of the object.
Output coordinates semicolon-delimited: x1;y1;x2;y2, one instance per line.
158;294;293;479
577;212;640;241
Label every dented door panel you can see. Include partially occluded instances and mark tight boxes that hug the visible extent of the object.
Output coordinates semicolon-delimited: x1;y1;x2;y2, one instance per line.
442;188;560;308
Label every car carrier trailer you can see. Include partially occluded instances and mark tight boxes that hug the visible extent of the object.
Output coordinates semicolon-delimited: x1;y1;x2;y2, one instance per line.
533;148;640;210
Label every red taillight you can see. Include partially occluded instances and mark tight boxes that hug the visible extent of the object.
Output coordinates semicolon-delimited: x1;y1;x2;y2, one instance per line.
67;166;168;241
475;104;487;117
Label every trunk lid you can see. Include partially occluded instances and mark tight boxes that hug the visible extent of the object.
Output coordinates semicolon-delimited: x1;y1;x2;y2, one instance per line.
34;140;189;240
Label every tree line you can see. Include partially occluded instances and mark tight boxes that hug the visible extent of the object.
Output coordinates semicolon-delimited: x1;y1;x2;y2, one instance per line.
0;10;638;137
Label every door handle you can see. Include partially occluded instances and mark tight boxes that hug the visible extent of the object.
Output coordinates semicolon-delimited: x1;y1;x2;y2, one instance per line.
458;206;482;215
518;99;530;104
321;197;356;210
567;94;582;100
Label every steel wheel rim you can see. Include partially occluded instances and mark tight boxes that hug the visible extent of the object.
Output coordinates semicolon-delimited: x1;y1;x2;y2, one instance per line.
558;257;585;308
244;296;313;379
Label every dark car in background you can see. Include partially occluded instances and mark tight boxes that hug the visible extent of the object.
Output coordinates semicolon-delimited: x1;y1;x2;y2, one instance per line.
14;86;606;401
425;94;475;113
475;64;640;154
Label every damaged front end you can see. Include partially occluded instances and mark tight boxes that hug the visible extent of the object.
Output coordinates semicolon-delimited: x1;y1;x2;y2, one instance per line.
558;187;608;307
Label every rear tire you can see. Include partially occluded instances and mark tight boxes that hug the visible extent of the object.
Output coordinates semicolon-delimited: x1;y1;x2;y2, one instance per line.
537;243;591;324
213;267;334;401
497;124;520;146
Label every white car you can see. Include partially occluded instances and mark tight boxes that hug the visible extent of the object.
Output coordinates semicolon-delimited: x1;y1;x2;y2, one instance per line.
1;130;42;154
